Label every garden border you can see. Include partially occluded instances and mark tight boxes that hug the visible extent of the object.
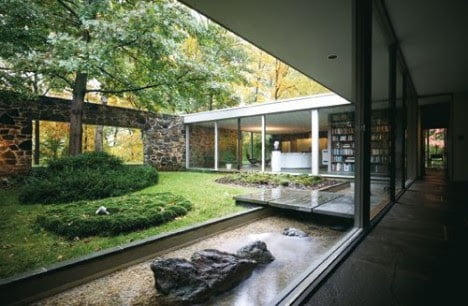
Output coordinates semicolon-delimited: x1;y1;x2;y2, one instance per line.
0;206;273;305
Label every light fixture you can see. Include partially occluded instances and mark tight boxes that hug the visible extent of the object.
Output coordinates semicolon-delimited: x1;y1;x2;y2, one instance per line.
327;54;338;60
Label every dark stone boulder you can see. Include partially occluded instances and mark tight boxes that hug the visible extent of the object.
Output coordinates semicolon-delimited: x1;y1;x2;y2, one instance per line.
282;227;309;238
151;243;274;304
236;240;275;264
150;258;209;304
191;249;258;293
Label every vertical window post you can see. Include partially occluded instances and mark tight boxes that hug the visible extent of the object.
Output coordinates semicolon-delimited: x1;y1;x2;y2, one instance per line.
311;109;319;176
389;43;397;203
353;0;372;228
237;118;242;170
214;121;218;170
185;125;190;169
261;115;266;172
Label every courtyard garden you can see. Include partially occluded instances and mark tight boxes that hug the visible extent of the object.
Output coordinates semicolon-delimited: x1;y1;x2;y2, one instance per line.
0;167;255;278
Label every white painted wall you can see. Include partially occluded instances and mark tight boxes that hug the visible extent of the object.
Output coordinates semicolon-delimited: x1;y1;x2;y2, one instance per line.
452;92;468;181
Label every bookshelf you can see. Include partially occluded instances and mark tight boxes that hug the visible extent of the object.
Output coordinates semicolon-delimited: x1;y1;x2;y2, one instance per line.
328;111;390;174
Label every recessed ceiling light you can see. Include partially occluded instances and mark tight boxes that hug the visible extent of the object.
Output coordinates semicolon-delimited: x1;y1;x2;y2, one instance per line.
327;54;338;60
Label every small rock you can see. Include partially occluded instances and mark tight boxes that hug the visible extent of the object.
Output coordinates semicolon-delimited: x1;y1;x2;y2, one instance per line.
236;240;275;264
95;206;109;215
282;227;309;238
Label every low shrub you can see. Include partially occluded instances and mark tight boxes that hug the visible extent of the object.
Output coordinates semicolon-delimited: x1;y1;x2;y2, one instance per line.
19;152;158;204
36;193;192;238
216;172;325;189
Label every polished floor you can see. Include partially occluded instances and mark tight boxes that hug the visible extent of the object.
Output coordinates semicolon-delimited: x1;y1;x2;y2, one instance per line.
304;170;468;305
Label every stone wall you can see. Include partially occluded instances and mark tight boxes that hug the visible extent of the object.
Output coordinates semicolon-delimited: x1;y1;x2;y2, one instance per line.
144;114;185;171
0;92;185;176
189;125;215;168
188;125;239;168
0;106;32;176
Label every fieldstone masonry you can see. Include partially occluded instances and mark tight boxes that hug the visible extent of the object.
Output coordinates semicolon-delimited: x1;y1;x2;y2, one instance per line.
144;114;185;171
0;92;185;176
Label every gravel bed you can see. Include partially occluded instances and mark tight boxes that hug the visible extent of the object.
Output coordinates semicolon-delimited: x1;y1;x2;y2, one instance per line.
34;215;348;306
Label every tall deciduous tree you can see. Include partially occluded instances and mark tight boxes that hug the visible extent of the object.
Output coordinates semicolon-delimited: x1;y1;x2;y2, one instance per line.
0;0;246;155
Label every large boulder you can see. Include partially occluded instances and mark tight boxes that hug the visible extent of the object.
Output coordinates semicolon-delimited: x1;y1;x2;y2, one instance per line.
150;242;274;305
236;240;275;264
150;258;209;304
282;227;309;238
191;249;258;293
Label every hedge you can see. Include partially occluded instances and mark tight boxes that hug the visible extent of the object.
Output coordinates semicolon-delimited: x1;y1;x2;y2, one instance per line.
19;152;158;204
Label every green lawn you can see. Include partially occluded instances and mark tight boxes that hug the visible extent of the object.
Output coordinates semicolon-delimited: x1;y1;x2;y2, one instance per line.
0;172;255;278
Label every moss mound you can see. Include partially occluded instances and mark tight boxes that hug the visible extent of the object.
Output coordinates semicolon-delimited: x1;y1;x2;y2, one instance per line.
36;192;192;238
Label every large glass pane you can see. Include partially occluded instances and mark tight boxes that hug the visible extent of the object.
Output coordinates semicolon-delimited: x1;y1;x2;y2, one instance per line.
240;116;263;171
188;122;215;169
265;110;311;174
217;119;239;170
370;12;392;219
324;105;356;176
395;66;405;193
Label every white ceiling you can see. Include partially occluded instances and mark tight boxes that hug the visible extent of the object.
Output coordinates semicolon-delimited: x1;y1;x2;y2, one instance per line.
180;0;468;99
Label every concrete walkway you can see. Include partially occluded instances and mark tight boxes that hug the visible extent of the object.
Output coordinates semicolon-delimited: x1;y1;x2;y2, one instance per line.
304;170;468;305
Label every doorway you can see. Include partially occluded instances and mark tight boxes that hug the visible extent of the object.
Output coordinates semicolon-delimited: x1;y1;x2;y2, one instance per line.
423;128;447;171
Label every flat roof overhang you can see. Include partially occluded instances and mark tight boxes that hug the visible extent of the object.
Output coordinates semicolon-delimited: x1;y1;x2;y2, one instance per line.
179;0;353;100
183;93;350;124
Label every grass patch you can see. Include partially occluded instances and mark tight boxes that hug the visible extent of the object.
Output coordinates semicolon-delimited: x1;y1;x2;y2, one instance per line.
36;193;192;239
216;172;327;189
0;172;255;278
19;152;158;204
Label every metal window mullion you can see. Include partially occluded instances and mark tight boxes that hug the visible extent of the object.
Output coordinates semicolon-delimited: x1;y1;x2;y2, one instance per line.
353;0;372;228
214;121;218;170
261;115;266;172
389;43;397;203
185;125;190;169
311;109;319;175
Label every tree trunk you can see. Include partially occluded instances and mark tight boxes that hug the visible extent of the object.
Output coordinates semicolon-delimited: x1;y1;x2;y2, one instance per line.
94;96;107;152
69;72;87;156
208;93;214;111
33;120;40;164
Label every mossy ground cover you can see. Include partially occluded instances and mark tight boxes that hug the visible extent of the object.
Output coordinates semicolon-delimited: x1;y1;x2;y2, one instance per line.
216;172;332;189
36;193;192;238
0;172;255;278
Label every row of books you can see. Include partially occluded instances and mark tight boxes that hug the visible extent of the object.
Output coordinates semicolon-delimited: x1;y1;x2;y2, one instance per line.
371;134;389;141
371;148;389;155
330;162;355;172
332;135;354;142
371;155;390;163
332;148;354;156
331;128;354;135
371;125;390;133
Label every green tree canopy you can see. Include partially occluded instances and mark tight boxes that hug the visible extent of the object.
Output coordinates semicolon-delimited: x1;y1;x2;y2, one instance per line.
0;0;250;154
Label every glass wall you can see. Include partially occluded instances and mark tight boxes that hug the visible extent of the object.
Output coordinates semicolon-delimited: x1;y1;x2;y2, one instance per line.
240;116;263;171
395;66;405;193
323;105;356;175
370;11;392;219
217;119;239;170
188;122;215;169
265;110;311;174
